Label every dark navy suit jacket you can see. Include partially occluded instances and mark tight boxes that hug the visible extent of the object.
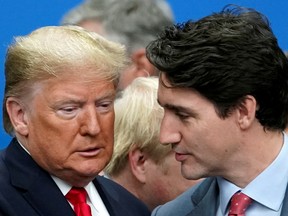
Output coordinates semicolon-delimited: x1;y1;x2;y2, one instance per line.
0;138;150;216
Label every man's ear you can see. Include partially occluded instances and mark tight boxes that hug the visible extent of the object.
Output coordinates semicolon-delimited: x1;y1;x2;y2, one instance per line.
128;147;148;183
131;48;157;77
237;95;257;130
6;97;29;136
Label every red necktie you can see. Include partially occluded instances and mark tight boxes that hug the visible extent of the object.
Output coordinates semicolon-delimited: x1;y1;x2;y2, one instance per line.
65;187;92;216
228;192;252;216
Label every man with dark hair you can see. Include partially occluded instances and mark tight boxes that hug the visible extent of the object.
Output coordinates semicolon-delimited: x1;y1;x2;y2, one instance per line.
146;5;288;216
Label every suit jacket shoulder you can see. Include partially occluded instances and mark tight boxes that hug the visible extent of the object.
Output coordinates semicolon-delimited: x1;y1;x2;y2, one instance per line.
152;176;288;216
152;178;219;216
0;139;78;216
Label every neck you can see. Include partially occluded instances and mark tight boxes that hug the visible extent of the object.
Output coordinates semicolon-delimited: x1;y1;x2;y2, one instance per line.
110;170;142;198
224;129;283;188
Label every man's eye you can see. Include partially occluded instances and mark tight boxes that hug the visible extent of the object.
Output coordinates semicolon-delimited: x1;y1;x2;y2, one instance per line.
97;101;113;112
61;107;76;113
176;112;189;120
56;106;78;119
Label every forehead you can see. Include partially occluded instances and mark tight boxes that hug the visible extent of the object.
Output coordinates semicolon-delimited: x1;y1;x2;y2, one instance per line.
52;64;114;82
32;65;116;95
30;74;116;104
158;74;213;109
45;71;114;89
158;73;193;98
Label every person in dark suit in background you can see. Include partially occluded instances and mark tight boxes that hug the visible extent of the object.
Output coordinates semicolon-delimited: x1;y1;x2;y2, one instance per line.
0;25;150;216
146;5;288;216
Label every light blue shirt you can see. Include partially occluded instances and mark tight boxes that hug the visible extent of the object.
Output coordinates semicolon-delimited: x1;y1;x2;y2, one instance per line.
216;132;288;216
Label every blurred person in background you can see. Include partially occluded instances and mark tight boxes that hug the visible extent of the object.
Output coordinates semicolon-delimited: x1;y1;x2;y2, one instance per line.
61;0;174;91
104;77;202;211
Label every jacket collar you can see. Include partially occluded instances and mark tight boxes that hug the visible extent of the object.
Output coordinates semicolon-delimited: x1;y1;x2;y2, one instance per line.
186;177;219;216
6;138;75;216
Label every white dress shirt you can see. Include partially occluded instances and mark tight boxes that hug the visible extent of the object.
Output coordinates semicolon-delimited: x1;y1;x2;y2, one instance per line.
216;132;288;216
52;176;110;216
17;140;110;215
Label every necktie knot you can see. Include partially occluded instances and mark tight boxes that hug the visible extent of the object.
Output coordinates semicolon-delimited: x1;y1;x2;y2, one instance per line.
66;187;87;205
66;187;92;216
228;192;252;216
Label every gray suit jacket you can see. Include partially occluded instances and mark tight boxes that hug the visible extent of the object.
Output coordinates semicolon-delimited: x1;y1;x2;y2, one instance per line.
152;177;288;216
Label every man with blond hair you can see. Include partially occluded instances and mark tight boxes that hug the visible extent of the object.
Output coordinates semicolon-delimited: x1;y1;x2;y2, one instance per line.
0;25;150;216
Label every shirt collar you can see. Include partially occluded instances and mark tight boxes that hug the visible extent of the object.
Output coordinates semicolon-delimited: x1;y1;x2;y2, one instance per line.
51;175;96;197
217;132;288;214
51;175;72;196
17;140;30;155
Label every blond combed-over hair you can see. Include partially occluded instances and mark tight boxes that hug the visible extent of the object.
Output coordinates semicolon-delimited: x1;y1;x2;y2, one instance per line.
4;25;129;135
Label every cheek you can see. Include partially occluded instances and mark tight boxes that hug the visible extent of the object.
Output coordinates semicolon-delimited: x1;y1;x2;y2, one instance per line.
100;113;115;137
28;138;69;173
105;142;114;160
206;121;238;152
28;110;67;137
104;117;115;132
26;116;77;162
29;120;75;155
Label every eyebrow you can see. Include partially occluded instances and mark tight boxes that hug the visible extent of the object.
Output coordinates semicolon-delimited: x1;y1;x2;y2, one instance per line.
53;90;116;106
157;99;198;117
96;90;116;101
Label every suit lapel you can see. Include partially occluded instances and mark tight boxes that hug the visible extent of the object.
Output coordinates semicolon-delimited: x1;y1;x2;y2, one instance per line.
21;174;75;216
186;177;219;216
6;139;75;216
93;176;142;216
92;177;117;216
93;177;130;216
